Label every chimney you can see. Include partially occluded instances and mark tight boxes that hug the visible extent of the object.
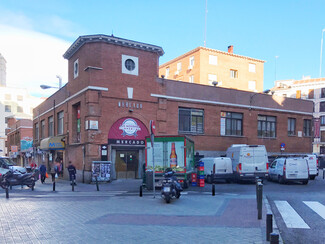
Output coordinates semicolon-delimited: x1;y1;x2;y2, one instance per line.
228;45;233;54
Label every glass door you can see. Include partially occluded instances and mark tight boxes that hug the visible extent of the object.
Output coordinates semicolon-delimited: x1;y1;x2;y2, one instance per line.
115;150;139;179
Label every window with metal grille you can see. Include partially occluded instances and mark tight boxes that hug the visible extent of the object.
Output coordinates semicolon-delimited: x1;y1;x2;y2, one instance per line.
57;111;64;135
258;115;276;138
179;108;204;134
288;118;296;136
48;116;54;137
303;119;311;137
224;112;243;136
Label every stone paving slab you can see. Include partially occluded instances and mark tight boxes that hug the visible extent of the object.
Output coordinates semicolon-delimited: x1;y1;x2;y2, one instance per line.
0;179;273;243
0;190;267;244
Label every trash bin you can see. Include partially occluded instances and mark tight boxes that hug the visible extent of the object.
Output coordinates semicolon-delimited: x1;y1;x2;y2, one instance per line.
146;171;153;190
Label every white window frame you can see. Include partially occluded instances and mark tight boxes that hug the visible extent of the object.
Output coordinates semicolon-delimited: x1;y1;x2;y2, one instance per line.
74;59;79;79
189;56;195;68
122;54;139;76
208;74;217;85
209;55;218;65
248;81;256;91
177;62;182;72
249;63;256;73
165;67;170;78
189;75;194;83
230;69;238;78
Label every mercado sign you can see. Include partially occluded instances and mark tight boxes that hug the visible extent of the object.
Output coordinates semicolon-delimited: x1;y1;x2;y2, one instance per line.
108;117;149;145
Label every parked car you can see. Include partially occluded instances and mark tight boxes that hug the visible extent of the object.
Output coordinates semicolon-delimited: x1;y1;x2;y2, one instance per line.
199;157;233;183
0;157;26;174
304;155;318;180
226;144;268;181
268;157;309;184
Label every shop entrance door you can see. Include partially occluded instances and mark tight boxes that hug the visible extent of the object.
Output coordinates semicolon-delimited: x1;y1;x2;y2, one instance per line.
115;150;139;179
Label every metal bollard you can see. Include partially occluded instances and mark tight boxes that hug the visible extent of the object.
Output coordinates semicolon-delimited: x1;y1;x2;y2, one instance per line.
270;232;279;244
257;182;263;219
72;181;74;192
5;188;9;199
139;185;143;197
53;182;56;191
256;179;262;207
266;214;273;241
95;176;99;191
212;184;215;196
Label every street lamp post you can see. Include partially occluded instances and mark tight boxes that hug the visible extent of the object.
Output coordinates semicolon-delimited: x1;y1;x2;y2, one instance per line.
40;75;62;90
320;29;325;77
249;89;272;110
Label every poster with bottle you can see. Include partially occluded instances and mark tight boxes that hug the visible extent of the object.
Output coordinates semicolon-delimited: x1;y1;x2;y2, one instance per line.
167;141;184;172
146;139;184;172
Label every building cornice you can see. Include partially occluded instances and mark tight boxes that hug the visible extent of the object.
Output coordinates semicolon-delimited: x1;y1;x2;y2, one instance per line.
63;34;164;59
34;86;108;120
151;93;313;116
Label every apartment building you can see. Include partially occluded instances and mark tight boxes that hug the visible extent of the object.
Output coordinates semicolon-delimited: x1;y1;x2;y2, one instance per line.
159;46;265;92
271;77;325;154
6;118;33;166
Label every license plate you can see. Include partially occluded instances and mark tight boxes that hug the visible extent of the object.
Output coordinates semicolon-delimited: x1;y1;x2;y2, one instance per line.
163;187;170;192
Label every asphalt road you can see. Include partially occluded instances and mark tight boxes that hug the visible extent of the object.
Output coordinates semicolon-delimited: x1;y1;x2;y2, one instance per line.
264;171;325;244
194;172;325;244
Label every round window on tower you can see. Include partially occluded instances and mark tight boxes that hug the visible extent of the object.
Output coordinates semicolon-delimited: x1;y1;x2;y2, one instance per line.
125;59;135;71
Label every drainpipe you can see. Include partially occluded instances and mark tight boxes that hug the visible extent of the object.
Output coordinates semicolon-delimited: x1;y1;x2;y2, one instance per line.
82;145;85;183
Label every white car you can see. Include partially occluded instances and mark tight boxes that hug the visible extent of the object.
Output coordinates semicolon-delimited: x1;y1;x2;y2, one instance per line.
268;157;309;184
200;157;233;183
0;157;26;174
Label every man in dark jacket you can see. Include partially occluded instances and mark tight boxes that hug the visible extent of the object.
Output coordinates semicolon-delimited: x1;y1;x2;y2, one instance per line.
67;161;76;185
39;164;47;184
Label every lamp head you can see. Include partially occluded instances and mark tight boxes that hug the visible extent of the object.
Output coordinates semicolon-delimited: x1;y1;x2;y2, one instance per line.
212;81;218;87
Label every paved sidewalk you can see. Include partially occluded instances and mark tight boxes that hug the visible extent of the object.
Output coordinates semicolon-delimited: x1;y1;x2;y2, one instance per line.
0;179;280;243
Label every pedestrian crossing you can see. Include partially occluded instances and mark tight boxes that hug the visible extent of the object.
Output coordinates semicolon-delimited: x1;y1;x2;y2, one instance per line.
273;200;325;229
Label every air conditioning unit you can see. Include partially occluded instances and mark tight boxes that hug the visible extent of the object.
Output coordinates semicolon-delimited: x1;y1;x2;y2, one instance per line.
175;71;179;75
188;65;193;70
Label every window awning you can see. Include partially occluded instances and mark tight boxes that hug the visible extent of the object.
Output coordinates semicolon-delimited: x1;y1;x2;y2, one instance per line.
40;136;65;150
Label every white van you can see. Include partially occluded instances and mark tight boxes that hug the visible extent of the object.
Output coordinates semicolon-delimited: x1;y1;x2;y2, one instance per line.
304;155;318;180
268;157;309;184
199;157;233;183
226;144;268;181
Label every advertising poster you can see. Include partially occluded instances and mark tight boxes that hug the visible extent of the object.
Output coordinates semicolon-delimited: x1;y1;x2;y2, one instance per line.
92;161;111;182
146;138;184;172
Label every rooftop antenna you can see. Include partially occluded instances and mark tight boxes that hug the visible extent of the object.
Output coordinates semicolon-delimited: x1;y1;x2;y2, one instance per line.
204;0;208;47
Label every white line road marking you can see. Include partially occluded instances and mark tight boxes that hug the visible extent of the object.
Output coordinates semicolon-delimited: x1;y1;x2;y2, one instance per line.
274;200;310;229
303;201;325;220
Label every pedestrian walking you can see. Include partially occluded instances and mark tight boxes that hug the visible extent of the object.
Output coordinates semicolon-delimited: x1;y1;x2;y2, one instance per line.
67;161;77;185
39;163;47;184
50;162;57;182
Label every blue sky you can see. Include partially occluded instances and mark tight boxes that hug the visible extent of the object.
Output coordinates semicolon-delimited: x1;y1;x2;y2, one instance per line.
0;0;324;96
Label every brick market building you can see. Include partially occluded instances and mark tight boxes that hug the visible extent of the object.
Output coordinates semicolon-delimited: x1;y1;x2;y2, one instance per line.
33;34;313;183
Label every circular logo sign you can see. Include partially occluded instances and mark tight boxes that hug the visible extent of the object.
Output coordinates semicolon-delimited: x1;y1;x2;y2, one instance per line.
119;119;141;137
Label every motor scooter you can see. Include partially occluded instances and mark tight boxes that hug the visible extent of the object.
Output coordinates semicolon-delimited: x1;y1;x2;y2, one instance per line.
161;169;182;203
0;169;36;190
